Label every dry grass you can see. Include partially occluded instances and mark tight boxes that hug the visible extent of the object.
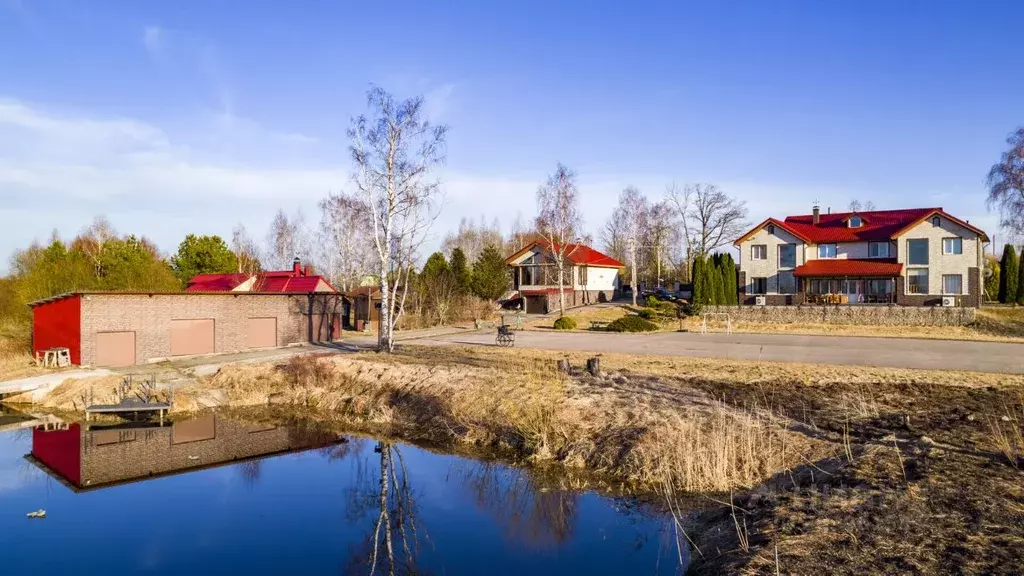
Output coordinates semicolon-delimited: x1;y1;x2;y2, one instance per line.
0;321;50;381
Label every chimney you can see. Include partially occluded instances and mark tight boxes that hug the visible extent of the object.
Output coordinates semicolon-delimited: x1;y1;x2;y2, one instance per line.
303;264;312;277
812;204;820;225
292;257;301;276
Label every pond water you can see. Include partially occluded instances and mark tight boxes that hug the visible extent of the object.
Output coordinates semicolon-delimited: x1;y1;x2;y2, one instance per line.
0;411;686;575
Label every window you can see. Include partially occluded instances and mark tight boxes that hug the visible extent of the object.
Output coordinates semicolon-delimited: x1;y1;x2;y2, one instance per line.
867;278;893;296
907;269;929;294
818;244;837;258
868;242;890;258
751;245;767;260
778;244;796;268
767;224;775;235
907;239;928;265
932;216;941;227
849;216;862;228
942;237;962;255
751;277;768;294
778;271;796;294
942;274;962;294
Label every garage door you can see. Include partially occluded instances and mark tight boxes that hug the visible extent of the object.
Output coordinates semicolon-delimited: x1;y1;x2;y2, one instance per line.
170;319;215;357
95;331;136;367
247;317;277;349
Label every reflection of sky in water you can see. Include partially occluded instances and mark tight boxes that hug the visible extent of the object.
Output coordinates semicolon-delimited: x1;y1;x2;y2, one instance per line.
0;423;682;575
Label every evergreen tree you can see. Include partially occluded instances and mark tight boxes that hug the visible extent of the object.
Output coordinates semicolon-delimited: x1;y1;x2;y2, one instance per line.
723;253;738;305
170;234;238;285
470;245;511;301
449;247;471;295
691;255;708;305
1018;249;1024;305
715;258;728;305
999;244;1019;304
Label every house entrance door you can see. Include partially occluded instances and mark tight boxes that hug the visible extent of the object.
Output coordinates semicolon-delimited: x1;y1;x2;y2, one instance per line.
841;279;861;304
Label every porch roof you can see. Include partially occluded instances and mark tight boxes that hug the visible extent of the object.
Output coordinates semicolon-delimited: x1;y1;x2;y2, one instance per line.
793;258;903;278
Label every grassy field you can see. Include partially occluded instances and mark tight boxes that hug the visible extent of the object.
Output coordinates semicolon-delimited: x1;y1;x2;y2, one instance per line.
0;321;49;381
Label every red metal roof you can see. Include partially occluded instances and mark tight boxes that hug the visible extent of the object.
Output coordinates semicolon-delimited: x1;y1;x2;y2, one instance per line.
253;275;334;293
793;258;903;277
507;241;625;268
185;273;251;292
736;207;988;245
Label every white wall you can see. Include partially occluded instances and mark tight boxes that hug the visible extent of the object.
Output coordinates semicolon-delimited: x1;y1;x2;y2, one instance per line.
739;226;805;294
578;266;618;291
896;216;982;295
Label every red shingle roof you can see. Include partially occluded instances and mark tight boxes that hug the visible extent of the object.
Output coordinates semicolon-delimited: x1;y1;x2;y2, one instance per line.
185;273;251;292
506;241;625;268
793;259;903;278
736;207;988;245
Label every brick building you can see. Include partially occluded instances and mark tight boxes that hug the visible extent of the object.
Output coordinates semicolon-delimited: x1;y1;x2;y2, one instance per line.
31;291;343;367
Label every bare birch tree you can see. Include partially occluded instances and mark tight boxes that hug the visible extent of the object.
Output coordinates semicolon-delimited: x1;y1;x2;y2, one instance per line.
848;199;876;212
987;127;1024;238
231;223;262;275
666;182;748;260
535;163;583;316
441;216;503;264
318;191;374;292
644;199;680;287
613;186;648;306
349;86;448;352
264;209;313;270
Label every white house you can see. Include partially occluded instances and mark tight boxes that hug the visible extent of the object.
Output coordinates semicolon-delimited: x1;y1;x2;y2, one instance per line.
506;241;624;314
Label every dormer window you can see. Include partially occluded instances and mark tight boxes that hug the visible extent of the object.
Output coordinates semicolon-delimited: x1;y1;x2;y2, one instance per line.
767;224;775;235
849;216;862;228
932;216;941;227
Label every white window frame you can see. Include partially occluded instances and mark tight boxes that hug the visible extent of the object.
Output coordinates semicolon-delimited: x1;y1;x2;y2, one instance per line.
942;274;963;295
868;241;890;258
942;237;962;255
751;245;767;260
818;244;837;259
849;216;862;228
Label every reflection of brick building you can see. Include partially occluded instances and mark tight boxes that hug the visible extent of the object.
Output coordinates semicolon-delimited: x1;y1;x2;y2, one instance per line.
28;414;341;491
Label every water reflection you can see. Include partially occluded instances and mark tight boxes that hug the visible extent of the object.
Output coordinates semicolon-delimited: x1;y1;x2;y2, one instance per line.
3;413;683;575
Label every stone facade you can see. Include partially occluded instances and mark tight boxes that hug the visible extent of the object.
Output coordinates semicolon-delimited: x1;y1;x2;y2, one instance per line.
704;304;976;326
896;217;983;302
79;293;341;366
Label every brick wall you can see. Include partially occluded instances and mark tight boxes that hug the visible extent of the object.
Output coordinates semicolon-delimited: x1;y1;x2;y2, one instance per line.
704;304;976;326
79;293;335;366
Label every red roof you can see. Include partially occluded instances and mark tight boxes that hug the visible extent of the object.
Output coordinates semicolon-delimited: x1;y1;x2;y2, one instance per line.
253;275;334;293
793;258;903;277
736;207;988;245
185;273;251;292
507;241;625;268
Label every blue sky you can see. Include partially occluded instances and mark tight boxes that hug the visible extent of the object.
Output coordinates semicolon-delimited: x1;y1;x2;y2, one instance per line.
1;0;1021;269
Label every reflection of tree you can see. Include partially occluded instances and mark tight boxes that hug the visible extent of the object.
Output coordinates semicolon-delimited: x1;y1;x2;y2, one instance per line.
457;462;578;549
237;460;263;488
343;442;428;576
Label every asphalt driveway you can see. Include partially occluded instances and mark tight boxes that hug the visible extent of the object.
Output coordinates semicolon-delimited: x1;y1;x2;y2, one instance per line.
418;330;1024;375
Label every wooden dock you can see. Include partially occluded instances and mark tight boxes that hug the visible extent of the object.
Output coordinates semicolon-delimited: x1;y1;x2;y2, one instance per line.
86;400;171;424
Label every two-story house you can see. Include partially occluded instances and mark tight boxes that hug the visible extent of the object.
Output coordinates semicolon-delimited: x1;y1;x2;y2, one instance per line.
734;206;988;307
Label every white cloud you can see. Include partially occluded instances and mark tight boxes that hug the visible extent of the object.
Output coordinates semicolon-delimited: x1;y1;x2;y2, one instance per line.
143;25;163;59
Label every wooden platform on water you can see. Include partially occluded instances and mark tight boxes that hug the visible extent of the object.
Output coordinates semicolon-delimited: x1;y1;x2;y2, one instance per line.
86;400;171;423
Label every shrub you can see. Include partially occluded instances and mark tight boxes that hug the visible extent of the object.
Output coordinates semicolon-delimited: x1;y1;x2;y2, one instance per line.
606;316;658;332
637;308;656;320
553;316;577;330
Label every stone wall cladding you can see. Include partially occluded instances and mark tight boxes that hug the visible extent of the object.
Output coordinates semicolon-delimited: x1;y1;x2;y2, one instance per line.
80;293;311;366
705;304;976;326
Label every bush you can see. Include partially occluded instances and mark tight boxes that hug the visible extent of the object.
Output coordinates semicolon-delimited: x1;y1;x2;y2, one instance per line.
637;308;656;320
606;316;658;333
553;316;577;330
679;300;703;317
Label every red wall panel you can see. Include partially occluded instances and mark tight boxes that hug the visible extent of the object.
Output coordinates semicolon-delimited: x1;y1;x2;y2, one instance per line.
32;295;82;364
32;423;82;486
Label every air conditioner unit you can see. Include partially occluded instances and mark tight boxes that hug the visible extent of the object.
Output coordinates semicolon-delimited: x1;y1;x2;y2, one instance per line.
941;296;956;307
755;296;767;306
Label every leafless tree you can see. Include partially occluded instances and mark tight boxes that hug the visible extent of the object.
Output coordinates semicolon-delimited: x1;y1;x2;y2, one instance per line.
612;186;648;306
599;215;628;266
318;191;374;292
264;209;313;271
75;216;118;275
666;182;748;261
987;127;1024;238
506;213;538;255
441;216;503;264
349;86;448;352
231;223;262;275
644;200;680;287
535;163;584;316
848;199;876;212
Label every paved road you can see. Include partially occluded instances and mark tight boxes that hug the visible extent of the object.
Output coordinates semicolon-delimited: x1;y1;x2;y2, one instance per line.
419;330;1024;375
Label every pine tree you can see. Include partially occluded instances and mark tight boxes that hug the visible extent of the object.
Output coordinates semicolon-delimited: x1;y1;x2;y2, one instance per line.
449;247;471;295
1018;249;1024;305
1000;244;1019;304
710;255;726;305
470;245;511;301
691;255;707;305
723;253;738;305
